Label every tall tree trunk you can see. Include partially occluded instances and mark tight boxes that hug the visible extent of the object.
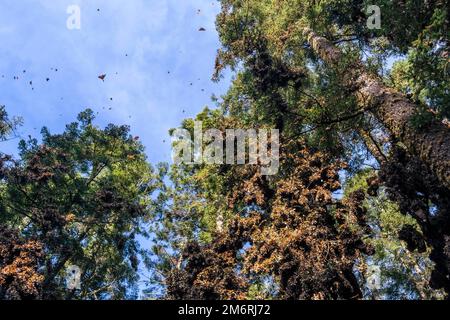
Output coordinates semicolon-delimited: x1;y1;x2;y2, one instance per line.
358;128;388;165
303;28;450;191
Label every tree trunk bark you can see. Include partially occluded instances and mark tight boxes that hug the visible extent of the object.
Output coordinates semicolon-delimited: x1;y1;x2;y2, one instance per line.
357;128;387;165
303;28;450;190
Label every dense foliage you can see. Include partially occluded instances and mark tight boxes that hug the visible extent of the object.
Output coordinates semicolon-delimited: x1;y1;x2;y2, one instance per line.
1;0;449;300
1;110;160;299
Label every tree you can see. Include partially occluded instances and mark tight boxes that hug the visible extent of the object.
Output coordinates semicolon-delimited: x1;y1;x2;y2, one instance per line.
2;1;447;301
210;0;449;296
150;106;373;299
0;105;22;142
0;226;44;300
147;0;450;300
0;110;158;299
302;27;449;190
344;170;445;299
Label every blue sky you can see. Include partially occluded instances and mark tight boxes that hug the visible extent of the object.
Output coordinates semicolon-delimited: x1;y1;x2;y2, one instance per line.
0;0;231;165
